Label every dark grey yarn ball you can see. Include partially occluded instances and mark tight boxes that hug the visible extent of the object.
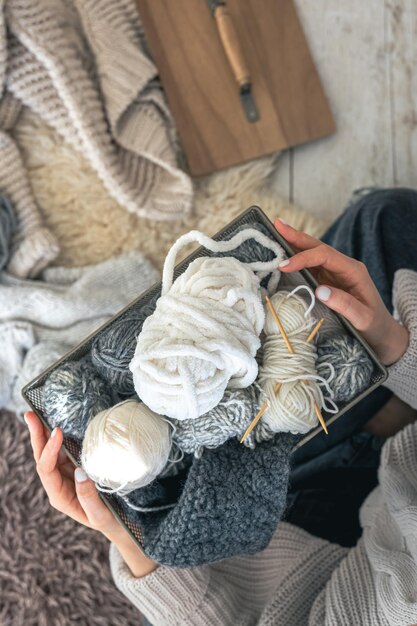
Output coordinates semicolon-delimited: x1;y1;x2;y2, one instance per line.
91;292;160;397
43;357;113;439
0;195;16;272
316;334;374;404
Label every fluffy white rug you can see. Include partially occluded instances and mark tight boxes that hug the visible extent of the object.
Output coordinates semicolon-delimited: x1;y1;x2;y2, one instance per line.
13;110;328;271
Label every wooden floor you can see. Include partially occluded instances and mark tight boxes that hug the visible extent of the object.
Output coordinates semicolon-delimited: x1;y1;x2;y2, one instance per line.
273;0;417;221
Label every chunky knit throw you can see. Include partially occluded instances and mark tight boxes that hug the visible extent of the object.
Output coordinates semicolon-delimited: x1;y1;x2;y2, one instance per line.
0;0;193;277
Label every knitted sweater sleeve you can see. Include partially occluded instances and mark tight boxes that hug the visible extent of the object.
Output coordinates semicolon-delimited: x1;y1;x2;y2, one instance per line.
384;269;417;408
109;525;347;626
309;421;417;626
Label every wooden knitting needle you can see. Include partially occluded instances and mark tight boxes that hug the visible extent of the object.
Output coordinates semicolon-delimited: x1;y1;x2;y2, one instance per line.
240;314;327;443
265;295;294;354
306;317;324;343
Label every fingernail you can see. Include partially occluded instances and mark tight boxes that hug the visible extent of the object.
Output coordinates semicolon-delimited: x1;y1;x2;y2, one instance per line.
278;259;290;268
277;217;288;225
317;286;332;301
24;413;29;426
51;427;58;438
75;468;88;483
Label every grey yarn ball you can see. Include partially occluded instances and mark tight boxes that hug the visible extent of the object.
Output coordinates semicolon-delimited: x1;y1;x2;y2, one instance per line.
171;385;275;456
316;334;374;404
91;293;159;397
43;357;113;439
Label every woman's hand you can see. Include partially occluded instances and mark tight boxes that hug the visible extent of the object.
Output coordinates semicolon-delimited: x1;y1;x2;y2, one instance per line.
25;410;157;578
275;219;409;366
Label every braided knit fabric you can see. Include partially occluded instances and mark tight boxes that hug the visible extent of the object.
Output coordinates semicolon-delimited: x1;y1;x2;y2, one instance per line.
119;432;296;567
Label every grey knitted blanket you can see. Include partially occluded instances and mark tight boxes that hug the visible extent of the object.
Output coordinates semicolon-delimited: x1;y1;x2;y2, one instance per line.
0;0;193;278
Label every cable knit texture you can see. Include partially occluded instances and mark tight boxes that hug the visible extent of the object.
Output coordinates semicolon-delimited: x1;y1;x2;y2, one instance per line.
384;269;417;409
110;268;417;625
4;0;192;223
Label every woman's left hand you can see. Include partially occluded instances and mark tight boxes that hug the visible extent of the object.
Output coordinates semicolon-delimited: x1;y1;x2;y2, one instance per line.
274;219;409;366
25;411;157;577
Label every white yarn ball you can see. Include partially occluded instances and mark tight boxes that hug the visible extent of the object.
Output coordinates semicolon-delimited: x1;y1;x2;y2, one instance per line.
130;256;265;420
81;400;172;493
259;290;324;435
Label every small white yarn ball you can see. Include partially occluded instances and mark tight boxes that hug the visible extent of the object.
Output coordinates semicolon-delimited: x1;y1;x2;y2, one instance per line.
130;256;264;420
81;400;172;493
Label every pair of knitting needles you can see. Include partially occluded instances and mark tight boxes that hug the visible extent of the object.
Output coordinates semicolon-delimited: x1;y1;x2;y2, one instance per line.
240;296;327;443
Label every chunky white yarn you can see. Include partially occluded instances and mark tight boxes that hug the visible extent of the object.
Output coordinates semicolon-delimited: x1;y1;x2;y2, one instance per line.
258;287;337;434
130;229;285;420
81;400;172;493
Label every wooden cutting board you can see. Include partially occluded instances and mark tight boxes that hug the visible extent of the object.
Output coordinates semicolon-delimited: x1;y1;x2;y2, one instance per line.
136;0;335;176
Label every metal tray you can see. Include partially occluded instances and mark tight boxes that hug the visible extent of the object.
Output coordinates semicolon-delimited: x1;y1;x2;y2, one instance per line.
22;205;388;549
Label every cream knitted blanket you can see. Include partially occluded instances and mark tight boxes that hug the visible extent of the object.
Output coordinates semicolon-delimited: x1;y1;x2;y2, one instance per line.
1;0;193;277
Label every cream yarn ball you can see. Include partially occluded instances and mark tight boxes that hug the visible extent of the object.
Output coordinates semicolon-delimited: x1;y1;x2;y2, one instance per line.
258;288;337;434
81;400;172;493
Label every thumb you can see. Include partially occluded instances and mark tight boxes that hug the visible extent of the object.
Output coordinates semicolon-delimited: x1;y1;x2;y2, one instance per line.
316;285;371;332
74;468;120;537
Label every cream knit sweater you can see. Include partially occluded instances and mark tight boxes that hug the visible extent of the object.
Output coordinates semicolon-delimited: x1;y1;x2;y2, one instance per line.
1;0;192;276
110;268;417;625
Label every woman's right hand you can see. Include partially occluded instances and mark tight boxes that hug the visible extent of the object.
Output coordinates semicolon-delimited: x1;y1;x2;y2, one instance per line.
25;410;157;578
274;219;409;367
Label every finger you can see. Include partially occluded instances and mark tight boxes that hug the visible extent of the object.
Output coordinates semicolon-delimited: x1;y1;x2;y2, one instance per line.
74;469;119;536
25;411;48;464
36;426;64;475
278;244;362;281
316;285;372;331
274;218;322;251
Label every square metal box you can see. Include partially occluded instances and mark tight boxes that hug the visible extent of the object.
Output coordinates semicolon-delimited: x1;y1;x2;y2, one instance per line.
22;206;388;548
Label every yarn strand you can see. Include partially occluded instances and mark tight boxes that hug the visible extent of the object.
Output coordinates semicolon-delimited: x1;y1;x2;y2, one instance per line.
161;228;285;294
